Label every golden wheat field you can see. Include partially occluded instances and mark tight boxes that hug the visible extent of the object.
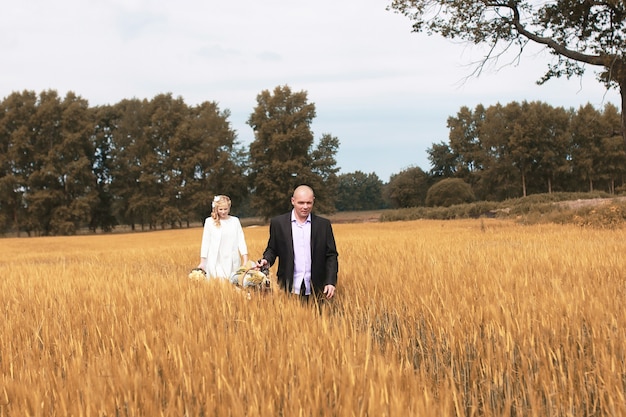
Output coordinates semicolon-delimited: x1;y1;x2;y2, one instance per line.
1;219;625;416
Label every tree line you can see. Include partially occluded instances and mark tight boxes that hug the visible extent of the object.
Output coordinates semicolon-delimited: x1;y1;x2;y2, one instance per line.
0;86;343;236
368;101;624;210
0;86;622;236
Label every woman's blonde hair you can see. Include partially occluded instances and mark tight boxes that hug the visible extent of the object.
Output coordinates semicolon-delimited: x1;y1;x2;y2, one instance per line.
211;195;231;226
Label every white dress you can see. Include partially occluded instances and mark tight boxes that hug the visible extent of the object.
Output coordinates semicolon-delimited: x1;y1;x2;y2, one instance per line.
199;216;248;279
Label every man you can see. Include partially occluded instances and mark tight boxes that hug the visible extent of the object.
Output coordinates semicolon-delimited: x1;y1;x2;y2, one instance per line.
257;185;338;299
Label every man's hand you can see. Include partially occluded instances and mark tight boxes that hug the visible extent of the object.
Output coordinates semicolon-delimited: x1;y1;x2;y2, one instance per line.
323;285;336;299
256;259;268;269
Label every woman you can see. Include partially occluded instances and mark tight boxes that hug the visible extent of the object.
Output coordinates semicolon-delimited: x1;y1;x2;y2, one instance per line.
197;195;249;279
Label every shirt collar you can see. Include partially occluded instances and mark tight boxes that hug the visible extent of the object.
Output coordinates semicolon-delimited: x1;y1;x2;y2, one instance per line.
291;210;311;224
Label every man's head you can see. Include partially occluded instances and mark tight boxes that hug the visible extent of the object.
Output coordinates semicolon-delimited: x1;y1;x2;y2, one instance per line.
291;185;315;222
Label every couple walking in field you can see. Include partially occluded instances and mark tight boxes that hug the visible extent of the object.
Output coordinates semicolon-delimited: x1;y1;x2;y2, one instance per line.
195;185;339;300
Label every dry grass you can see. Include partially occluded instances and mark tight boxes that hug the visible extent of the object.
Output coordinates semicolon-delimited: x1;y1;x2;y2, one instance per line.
1;219;625;416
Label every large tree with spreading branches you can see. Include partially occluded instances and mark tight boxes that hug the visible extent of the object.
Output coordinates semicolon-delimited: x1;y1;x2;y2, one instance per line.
388;0;626;145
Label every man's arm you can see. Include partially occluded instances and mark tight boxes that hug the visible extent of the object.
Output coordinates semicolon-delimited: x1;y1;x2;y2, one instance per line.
324;221;339;285
258;217;280;269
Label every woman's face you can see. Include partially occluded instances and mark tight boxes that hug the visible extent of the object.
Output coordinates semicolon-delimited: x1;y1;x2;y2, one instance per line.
216;205;230;219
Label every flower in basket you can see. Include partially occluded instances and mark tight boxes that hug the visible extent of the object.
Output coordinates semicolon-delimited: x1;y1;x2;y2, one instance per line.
188;268;207;281
229;261;270;288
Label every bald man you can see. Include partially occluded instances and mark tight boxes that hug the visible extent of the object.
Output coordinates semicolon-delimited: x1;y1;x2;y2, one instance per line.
257;185;338;299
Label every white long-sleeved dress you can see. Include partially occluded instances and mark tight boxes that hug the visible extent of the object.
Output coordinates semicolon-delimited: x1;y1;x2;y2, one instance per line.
199;216;248;279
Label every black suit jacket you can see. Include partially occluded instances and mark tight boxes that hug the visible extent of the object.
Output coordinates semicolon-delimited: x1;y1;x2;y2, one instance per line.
263;212;338;294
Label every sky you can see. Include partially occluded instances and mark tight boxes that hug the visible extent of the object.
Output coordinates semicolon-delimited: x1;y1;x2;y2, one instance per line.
1;0;621;182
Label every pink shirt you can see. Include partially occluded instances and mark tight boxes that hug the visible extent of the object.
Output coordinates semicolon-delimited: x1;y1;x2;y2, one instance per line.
291;210;311;295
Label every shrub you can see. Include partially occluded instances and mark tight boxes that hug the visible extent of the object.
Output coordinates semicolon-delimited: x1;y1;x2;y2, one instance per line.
425;178;475;207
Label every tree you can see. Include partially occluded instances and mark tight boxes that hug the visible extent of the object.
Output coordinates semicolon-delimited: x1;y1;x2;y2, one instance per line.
90;104;119;232
20;90;66;235
428;106;519;199
477;103;523;200
336;171;385;211
596;103;626;193
600;135;626;193
0;90;38;235
433;100;580;198
171;100;247;225
570;103;606;192
108;95;244;230
138;93;188;229
247;85;339;219
425;178;475;207
385;166;431;208
447;105;486;177
309;133;341;213
427;141;458;178
108;98;150;230
389;0;626;146
23;90;97;235
517;101;571;194
56;91;99;234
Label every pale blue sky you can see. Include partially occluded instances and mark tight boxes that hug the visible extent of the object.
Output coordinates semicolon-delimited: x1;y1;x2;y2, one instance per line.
1;0;620;181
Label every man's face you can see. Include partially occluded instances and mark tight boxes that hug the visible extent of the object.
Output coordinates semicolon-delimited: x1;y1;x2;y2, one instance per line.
291;190;314;221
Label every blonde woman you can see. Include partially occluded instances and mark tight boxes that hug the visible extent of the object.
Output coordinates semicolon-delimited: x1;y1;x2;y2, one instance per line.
197;195;249;279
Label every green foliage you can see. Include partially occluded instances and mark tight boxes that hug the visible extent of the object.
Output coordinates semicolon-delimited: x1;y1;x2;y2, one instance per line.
336;171;385;211
380;200;499;222
106;95;246;230
247;85;339;219
388;0;626;180
381;192;626;229
503;191;611;215
568;203;626;229
3;81;624;236
427;141;457;178
431;100;624;199
385;166;431;208
309;133;341;214
0;90;245;235
426;178;475;207
9;90;99;236
388;1;626;89
247;86;316;219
